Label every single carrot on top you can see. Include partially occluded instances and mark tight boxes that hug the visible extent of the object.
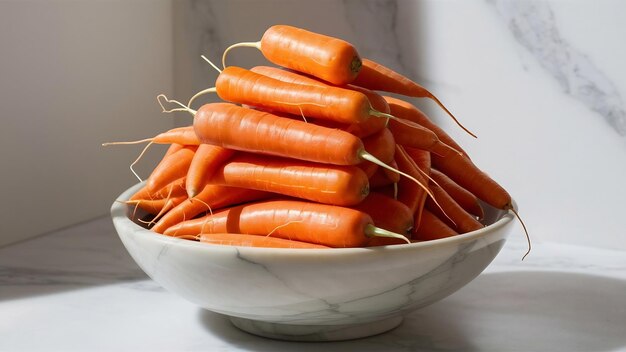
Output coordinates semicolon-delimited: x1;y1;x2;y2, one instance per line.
222;25;362;85
206;66;396;125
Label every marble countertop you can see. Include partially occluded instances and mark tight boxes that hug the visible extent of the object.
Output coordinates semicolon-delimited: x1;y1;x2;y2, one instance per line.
1;216;625;352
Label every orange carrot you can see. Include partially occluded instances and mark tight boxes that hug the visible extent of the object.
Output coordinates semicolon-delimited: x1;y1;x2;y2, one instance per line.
151;185;271;234
412;209;458;241
223;25;361;85
425;181;484;234
185;144;234;198
126;194;187;216
429;168;484;219
249;65;388;137
388;117;457;157
164;199;408;247
354;58;475;138
146;145;197;192
394;145;429;228
368;166;396;188
352;192;414;247
209;153;370;206
214;66;392;124
360;127;396;172
194;233;331;249
385;96;468;158
431;151;511;210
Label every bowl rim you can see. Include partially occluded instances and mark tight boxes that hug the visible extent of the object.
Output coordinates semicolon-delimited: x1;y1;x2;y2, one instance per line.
112;182;515;256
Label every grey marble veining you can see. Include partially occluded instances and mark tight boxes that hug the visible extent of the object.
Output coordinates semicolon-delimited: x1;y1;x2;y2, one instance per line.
491;0;626;135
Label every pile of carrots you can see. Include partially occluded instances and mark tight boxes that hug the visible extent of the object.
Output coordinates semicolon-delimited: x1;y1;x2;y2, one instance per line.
110;25;527;254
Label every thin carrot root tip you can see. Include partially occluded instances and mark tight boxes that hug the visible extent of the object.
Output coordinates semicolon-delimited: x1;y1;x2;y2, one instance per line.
222;41;262;69
156;94;196;115
428;92;477;139
200;55;222;73
187;87;217;109
509;206;531;261
101;138;153;147
129;141;154;182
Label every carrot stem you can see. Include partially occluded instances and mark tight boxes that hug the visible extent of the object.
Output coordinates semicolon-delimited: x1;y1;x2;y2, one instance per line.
364;224;409;244
157;94;196;115
509;206;531;261
129;141;154;182
187;87;217;109
201;55;222;73
360;150;456;228
222;41;261;69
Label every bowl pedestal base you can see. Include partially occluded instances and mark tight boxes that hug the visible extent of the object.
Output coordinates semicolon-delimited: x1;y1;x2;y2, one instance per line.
229;315;404;342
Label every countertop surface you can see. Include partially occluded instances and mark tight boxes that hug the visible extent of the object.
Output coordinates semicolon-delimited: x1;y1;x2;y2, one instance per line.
1;216;625;352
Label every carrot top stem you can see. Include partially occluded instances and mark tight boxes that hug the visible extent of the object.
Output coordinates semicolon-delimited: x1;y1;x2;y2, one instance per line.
187;87;217;110
157;94;196;116
201;55;222;73
360;151;455;228
222;41;261;69
364;224;410;244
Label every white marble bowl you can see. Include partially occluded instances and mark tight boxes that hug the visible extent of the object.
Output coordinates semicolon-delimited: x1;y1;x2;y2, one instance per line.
111;182;515;341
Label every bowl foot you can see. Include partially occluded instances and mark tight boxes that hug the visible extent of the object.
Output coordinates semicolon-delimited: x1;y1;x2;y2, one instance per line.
228;315;403;341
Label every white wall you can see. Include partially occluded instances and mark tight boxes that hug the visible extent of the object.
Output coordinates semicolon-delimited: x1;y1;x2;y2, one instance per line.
0;1;174;247
175;0;626;250
393;0;626;250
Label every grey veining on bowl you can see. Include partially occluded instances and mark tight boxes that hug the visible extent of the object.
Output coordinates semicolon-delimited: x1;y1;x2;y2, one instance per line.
112;182;514;341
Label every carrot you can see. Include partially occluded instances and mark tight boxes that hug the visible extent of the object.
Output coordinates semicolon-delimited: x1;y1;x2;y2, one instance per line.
368;166;396;188
160;97;434;204
430;150;511;210
249;65;388;138
126;194;187;216
351;192;414;247
384;96;468;158
146;145;197;192
412;209;458;241
429;168;484;219
102;126;200;147
151;185;271;234
394;145;429;228
193;233;331;249
185;144;234;198
403;147;432;177
209;153;369;206
425;181;484;234
360;127;396;171
212;66;394;125
222;25;362;85
388;117;458;157
354;58;475;138
164;199;408;247
131;177;187;201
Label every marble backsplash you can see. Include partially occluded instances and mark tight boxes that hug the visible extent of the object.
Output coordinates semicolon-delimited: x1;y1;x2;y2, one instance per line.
173;0;626;250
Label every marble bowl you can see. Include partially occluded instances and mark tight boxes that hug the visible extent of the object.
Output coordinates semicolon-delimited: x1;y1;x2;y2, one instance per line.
111;182;515;341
